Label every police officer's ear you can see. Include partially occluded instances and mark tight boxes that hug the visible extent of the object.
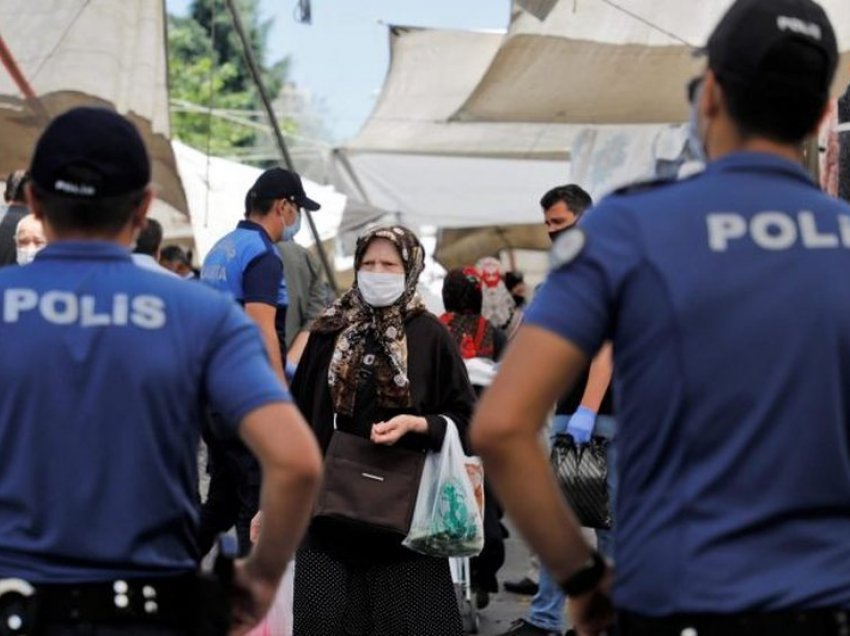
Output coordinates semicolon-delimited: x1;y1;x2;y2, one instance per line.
25;182;42;222
700;70;724;122
130;187;156;231
810;101;833;138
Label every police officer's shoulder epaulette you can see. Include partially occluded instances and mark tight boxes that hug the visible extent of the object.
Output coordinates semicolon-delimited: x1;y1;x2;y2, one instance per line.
549;227;586;270
611;176;677;196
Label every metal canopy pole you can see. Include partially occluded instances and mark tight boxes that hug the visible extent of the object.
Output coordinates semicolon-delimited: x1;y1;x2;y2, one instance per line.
0;35;49;124
223;0;339;296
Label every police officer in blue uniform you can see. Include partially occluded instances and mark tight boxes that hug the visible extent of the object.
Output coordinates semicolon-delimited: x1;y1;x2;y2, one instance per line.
201;167;319;377
199;168;319;558
473;1;850;635
0;107;322;635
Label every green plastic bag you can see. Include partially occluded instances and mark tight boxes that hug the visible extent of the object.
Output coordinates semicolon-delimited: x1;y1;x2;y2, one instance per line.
402;418;484;558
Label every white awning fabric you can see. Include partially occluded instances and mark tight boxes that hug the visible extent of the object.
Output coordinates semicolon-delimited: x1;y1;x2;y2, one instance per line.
346;26;576;159
332;151;569;228
173;141;346;261
335;25;574;229
0;0;187;212
452;0;850;124
344;26;573;161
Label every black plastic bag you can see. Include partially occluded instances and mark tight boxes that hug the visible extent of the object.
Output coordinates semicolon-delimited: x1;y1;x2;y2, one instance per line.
550;434;612;530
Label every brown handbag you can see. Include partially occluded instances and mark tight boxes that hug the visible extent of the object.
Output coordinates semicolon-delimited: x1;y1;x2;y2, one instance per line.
314;428;426;536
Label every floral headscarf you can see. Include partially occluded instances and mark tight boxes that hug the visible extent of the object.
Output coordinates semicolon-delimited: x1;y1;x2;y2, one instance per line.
311;225;426;415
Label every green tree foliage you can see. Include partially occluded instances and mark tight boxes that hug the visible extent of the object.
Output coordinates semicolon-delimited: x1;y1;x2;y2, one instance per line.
168;0;291;156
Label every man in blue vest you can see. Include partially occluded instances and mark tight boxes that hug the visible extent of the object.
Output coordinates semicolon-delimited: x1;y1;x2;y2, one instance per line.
0;106;322;635
199;167;319;557
202;167;319;378
473;1;850;635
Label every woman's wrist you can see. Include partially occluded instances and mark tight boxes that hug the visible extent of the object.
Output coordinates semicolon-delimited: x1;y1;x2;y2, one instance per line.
410;415;429;434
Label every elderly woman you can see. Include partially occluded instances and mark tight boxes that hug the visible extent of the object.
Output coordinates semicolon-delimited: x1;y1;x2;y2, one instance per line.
290;225;475;635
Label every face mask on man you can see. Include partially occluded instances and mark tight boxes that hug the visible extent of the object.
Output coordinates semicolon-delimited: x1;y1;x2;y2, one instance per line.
282;209;302;242
16;245;41;266
357;271;406;308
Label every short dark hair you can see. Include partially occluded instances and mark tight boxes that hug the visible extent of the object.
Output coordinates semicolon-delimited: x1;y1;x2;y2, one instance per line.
160;244;190;265
30;182;145;235
5;170;29;203
717;40;830;145
443;268;483;315
244;191;276;217
134;218;163;255
540;184;593;216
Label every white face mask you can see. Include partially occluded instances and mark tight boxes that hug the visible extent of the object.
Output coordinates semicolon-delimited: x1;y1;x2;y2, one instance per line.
16;245;41;266
357;271;406;308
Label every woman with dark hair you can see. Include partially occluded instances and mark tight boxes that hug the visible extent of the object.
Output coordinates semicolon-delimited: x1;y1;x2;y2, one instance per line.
290;225;475;636
441;267;507;364
441;267;508;610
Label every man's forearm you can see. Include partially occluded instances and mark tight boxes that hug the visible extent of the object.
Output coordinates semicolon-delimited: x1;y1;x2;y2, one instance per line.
472;327;595;584
246;459;318;581
240;403;322;584
478;430;593;582
286;330;309;365
580;342;613;412
258;323;286;384
244;303;287;384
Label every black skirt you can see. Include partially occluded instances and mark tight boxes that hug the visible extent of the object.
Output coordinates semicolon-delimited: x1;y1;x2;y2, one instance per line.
293;547;463;636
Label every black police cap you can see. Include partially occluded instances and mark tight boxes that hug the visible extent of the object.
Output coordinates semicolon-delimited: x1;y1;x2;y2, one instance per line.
30;107;151;198
702;0;838;96
247;167;320;211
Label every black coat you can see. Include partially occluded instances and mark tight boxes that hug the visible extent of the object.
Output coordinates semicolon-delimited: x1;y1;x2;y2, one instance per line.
291;311;477;563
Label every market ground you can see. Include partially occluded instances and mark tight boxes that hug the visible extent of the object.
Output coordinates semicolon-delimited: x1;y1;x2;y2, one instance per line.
471;526;540;635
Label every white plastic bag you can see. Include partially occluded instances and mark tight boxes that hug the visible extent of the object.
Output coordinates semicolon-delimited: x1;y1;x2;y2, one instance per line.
246;560;294;636
402;418;485;557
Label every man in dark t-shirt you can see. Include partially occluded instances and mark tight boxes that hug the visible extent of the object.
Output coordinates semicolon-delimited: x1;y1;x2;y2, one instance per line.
502;184;616;636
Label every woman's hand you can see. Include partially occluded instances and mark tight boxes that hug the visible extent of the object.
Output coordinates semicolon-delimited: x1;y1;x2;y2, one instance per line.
371;415;428;445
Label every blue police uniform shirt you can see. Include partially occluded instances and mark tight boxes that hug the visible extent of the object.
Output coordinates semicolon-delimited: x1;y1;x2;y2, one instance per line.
0;242;290;583
201;220;288;350
526;152;850;614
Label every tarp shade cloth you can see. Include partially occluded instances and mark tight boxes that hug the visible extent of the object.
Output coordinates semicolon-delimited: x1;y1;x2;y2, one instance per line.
332;151;569;229
173;141;345;262
0;0;188;213
334;25;574;229
453;0;850;124
345;25;576;159
434;224;550;270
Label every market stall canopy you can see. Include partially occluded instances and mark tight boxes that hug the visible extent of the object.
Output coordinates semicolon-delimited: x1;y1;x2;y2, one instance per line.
332;151;568;229
334;25;572;229
452;0;850;124
173;141;346;262
434;224;549;270
346;26;576;159
0;0;187;213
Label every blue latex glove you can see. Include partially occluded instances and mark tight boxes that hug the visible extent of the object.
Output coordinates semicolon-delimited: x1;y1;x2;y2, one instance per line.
567;406;597;444
284;359;298;382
